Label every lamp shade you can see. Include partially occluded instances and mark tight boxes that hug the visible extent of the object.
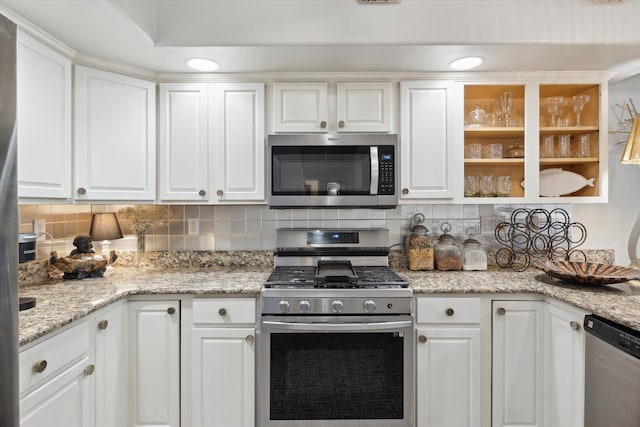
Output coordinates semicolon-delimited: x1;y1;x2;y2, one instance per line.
89;213;123;241
622;116;640;164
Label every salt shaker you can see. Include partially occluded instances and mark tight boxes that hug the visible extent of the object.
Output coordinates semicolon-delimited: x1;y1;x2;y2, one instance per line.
434;222;462;271
462;228;487;271
405;213;434;271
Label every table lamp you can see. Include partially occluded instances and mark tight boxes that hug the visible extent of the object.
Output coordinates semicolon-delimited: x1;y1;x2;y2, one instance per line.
89;213;123;256
621;116;640;269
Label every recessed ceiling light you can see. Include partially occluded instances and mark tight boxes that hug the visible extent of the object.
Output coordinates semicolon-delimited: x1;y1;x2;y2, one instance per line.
449;56;485;71
185;58;220;72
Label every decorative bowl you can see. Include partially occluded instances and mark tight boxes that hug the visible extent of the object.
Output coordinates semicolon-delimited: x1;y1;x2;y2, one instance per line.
534;260;640;285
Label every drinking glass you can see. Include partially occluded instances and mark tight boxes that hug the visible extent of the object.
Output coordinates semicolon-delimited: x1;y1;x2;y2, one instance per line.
541;135;555;158
494;97;505;127
557;135;571;158
479;175;495;197
541;96;565;127
464;176;479;197
576;134;591;157
571;95;591;126
482;143;503;159
464;143;482;159
500;91;513;127
496;176;512;197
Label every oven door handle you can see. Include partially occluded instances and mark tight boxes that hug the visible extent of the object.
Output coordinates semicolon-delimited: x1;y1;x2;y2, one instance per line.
262;320;412;331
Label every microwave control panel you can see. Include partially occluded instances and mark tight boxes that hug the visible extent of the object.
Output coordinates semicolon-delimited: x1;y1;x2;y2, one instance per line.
378;146;395;195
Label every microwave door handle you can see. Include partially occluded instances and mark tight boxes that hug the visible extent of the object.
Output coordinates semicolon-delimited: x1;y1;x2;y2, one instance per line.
370;146;379;195
262;320;413;331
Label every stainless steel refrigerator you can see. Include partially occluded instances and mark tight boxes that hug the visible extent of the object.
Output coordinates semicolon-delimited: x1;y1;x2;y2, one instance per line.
0;11;18;427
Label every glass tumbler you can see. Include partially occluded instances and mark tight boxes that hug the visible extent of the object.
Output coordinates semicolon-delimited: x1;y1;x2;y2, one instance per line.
557;135;571;158
496;176;512;197
465;143;482;159
479;175;495;197
464;176;479;197
576;134;591;157
541;135;555;158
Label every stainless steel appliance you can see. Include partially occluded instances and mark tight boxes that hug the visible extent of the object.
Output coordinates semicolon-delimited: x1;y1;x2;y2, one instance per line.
18;232;37;263
267;134;398;209
258;229;414;427
0;12;19;427
584;314;640;427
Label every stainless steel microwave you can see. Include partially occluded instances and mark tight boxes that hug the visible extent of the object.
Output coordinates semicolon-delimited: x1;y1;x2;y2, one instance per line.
267;134;398;209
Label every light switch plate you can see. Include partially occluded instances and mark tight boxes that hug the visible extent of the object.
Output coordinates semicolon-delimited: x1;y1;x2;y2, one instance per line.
188;218;199;235
480;215;506;234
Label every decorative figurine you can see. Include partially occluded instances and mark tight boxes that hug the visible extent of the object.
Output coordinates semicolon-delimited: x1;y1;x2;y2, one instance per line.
50;234;116;280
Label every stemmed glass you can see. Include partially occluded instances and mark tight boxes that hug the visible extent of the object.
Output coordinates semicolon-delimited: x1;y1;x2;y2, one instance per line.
500;91;513;127
541;96;565;127
571;95;590;126
494;97;504;127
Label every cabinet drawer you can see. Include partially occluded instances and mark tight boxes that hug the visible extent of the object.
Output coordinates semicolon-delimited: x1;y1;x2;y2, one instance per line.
193;298;256;325
416;297;481;324
19;320;91;393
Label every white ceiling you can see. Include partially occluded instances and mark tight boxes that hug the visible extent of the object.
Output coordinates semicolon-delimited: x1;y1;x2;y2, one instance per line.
2;0;640;81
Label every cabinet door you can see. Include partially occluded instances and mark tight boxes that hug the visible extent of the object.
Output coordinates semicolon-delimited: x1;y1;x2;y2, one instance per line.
158;83;209;201
400;81;456;199
545;302;587;427
492;300;544;427
272;82;328;132
95;302;128;427
17;30;72;199
129;301;180;427
191;327;255;427
74;65;156;201
211;83;265;201
336;82;392;132
416;327;480;427
20;357;95;427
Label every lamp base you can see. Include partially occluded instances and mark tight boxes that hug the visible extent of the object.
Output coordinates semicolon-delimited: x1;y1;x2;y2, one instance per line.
99;240;111;258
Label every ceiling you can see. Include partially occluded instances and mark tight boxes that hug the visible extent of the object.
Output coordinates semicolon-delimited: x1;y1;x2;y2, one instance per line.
2;0;640;81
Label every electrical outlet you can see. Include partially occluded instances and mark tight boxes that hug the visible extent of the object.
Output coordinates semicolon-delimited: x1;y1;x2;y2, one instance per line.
33;220;46;241
187;218;199;235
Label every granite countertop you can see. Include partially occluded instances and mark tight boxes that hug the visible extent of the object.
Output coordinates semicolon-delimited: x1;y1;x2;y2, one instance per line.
18;266;640;346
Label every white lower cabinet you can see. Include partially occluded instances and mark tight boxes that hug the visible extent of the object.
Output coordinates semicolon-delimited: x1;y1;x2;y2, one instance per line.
19;320;95;427
545;301;588;427
190;298;256;427
415;297;481;427
129;300;181;427
492;300;545;427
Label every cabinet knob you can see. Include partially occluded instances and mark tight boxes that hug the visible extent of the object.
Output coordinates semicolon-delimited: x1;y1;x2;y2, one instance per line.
570;321;581;331
84;364;95;376
246;335;255;344
218;308;227;316
320;121;327;129
446;308;455;317
33;360;48;374
402;188;409;195
496;307;506;316
338;120;345;128
198;189;206;197
77;187;87;195
98;320;109;330
167;307;176;315
418;335;427;344
216;189;224;197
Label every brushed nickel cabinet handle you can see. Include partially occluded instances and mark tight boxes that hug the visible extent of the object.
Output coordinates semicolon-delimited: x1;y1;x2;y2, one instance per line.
77;187;87;195
167;307;176;315
98;320;109;330
218;308;227;316
216;189;224;197
446;308;455;316
320;121;327;129
418;335;427;344
198;189;206;196
402;188;409;195
570;321;581;331
84;364;95;376
33;360;47;374
246;335;255;344
496;307;506;316
338;120;345;128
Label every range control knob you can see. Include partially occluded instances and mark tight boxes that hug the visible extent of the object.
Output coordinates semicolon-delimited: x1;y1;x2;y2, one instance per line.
331;300;344;313
363;300;377;313
299;300;311;313
278;300;291;313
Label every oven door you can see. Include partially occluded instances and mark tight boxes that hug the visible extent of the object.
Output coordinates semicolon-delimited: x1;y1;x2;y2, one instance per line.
258;315;414;427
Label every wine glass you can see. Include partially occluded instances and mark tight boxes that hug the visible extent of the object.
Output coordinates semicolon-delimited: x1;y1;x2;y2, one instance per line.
500;92;513;127
571;95;591;126
541;96;565;127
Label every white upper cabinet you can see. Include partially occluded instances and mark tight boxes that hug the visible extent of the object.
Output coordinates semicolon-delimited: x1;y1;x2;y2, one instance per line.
74;65;156;201
158;83;210;201
272;82;328;132
211;83;265;202
336;82;392;132
17;30;72;200
400;80;457;199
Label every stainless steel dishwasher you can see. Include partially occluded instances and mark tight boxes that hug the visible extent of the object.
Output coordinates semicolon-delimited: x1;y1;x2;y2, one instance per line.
584;314;640;427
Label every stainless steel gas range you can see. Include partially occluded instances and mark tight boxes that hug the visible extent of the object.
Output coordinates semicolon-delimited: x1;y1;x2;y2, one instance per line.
258;229;414;427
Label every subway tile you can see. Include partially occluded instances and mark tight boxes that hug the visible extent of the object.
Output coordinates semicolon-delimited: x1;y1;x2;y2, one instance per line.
152;235;169;251
199;220;215;235
169;236;185;250
215;220;231;236
370;219;386;228
19;205;36;224
307;209;324;220
168;205;185;220
184;236;201;250
261;234;276;250
261;206;277;220
230;235;247;250
416;205;432;219
276;209;292;221
323;209;339;220
185;205;200;218
369;209;386;220
447;204;464;219
244;234;263;250
338;218;355;228
229;206;247;220
432;204;447;219
199;205;216;220
353;219;370;228
214;206;232;221
463;204;479;219
246;206;262;221
246;221;261;233
261;221;277;233
215;236;231;251
291;219;308;228
291;209;307;220
308;219;324;228
230;220;246;234
169;220;185;236
200;235;216;250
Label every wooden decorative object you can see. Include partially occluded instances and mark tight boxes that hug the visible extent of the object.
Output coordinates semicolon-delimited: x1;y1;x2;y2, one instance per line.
534;260;640;285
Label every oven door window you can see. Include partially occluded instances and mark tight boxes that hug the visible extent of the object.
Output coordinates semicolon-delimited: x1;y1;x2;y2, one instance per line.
270;332;404;420
271;146;371;195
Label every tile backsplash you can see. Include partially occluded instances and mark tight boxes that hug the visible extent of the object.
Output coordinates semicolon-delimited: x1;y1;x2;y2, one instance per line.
20;203;571;261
